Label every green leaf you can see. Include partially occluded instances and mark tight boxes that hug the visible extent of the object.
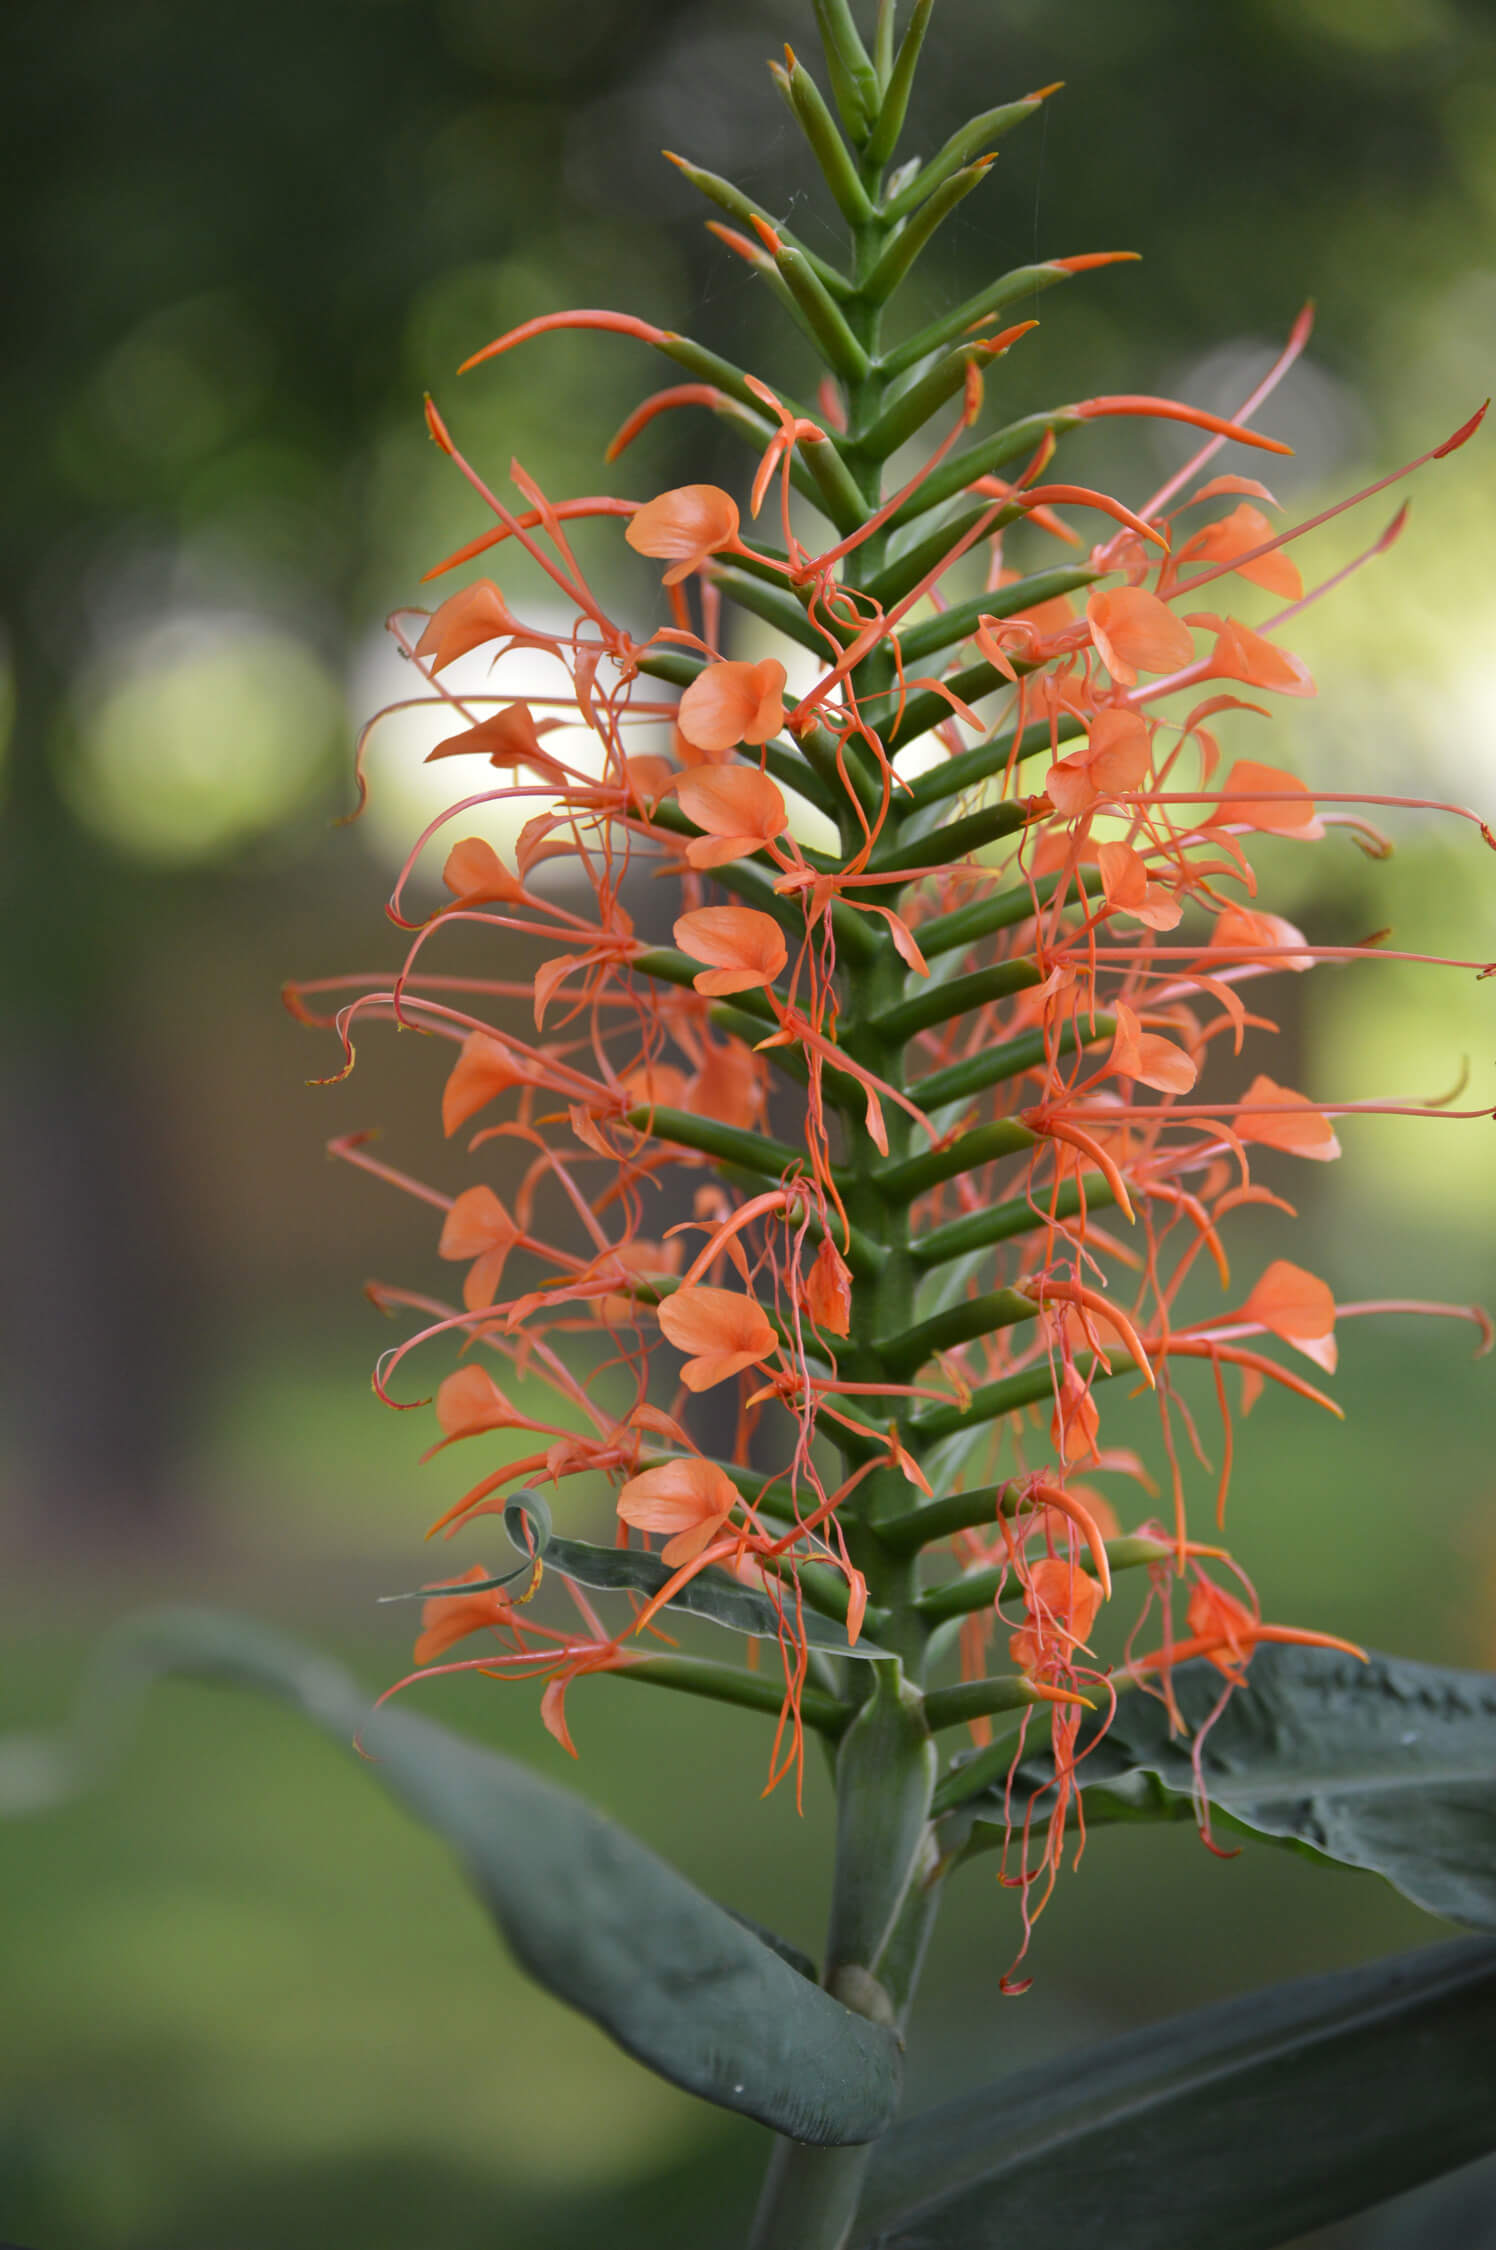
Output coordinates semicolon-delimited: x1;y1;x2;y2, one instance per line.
426;1489;894;1663
854;1936;1496;2247
950;1644;1496;1927
0;1608;902;2146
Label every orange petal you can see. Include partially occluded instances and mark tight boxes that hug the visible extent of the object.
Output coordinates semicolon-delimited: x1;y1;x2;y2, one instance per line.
1087;586;1194;684
626;484;740;585
443;1032;530;1138
1177;503;1302;599
673;905;788;995
443;837;527;906
1203;619;1315;699
426;700;564;777
657;1283;775;1390
414;1564;512;1666
685;1036;766;1129
678;659;787;753
1236;1074;1342;1161
414;580;516;672
1211;758;1319;835
1111;1002;1198;1094
1098;840;1150;914
1051;1364;1102;1463
803;1236;852;1336
1243;1258;1338;1371
616;1456;739;1538
676;764;789;868
1210;906;1314;971
439;1183;519;1262
435;1365;519;1439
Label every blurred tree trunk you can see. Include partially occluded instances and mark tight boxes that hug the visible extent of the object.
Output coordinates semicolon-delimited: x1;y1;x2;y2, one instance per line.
1;585;203;1554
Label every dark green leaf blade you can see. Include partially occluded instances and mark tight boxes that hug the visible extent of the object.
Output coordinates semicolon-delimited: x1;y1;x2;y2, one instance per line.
949;1644;1496;1928
0;1608;901;2146
855;1937;1496;2248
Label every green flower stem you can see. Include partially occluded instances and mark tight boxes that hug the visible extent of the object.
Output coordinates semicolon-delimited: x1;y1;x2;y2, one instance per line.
929;1719;1040;1815
664;149;854;297
860;158;995;302
881;94;1048;222
870;956;1042;1045
705;562;858;658
762;741;844;821
876;1286;1039;1376
809;0;881;142
875;1116;1038;1204
773;52;876;224
864;0;933;166
878;258;1082;378
915;1533;1175;1623
917;865;1106;963
904;706;1087;808
923;1674;1088;1732
774;243;873;380
615;1655;847;1734
848;342;998;463
910;1350;1138;1446
625;1103;814;1185
883;656;1042;756
881;407;1084;531
911;1169;1116;1269
870;1477;1018;1551
894;563;1102;666
862;800;1036;881
909;1014;1115;1113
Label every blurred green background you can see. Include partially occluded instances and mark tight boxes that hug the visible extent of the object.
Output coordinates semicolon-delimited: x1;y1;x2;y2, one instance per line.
3;0;1495;2243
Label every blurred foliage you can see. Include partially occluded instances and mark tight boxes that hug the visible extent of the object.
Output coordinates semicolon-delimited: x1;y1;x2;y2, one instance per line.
4;0;1496;2243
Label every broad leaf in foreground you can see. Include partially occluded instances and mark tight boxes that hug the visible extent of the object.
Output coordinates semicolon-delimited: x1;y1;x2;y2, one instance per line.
0;1608;900;2146
945;1643;1496;1927
855;1936;1496;2249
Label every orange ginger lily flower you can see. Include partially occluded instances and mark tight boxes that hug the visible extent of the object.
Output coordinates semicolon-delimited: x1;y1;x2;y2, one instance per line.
438;1183;521;1309
1185;1576;1260;1683
1086;585;1195;684
675;765;789;869
1209;758;1320;836
442;1031;533;1137
1198;618;1315;698
413;579;516;670
434;1364;522;1440
1243;1259;1338;1373
1097;840;1181;929
1175;502;1302;599
414;1563;515;1666
426;700;565;779
657;1283;776;1390
1236;1074;1342;1161
616;1456;741;1564
686;1033;766;1128
1045;706;1150;818
677;657;787;753
1051;1363;1102;1463
1110;1001;1198;1094
1209;905;1313;970
1009;1555;1105;1676
673;905;788;995
442;837;527;907
625;483;740;583
802;1235;852;1337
